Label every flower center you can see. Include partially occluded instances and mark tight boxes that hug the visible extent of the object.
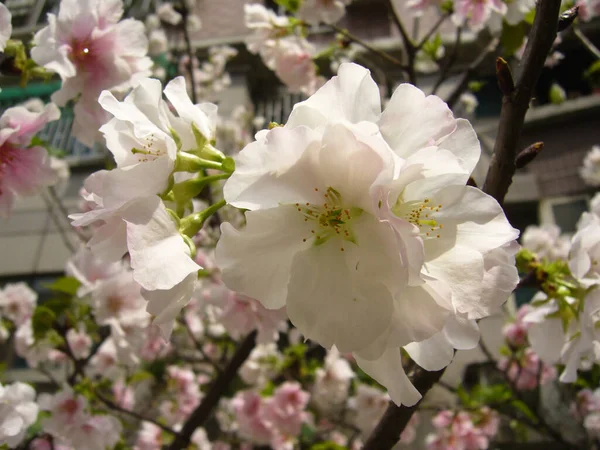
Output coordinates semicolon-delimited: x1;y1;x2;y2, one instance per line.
296;187;363;250
130;133;165;162
70;39;95;70
392;197;444;239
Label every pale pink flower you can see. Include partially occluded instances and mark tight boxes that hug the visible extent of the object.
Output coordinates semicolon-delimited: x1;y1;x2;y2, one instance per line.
407;0;443;15
0;104;59;217
578;0;600;21
498;347;557;391
585;412;600;438
31;0;153;146
453;0;507;31
231;391;273;445
0;382;39;448
263;382;310;438
112;379;135;410
312;347;355;415
0;282;37;326
271;40;322;95
0;3;11;52
91;271;149;326
157;3;182;25
38;388;88;433
218;290;287;344
348;384;390;438
476;407;500;437
134;421;162;450
297;0;352;25
65;246;123;297
502;304;532;347
66;327;93;359
400;412;420;444
572;388;600;419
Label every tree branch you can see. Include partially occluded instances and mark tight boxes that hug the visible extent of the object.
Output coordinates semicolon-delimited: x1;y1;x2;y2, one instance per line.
482;0;562;204
573;26;600;59
362;361;446;450
386;0;417;84
96;392;177;436
165;331;257;450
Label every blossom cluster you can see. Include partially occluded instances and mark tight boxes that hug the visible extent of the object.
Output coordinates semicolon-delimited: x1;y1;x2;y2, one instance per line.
426;407;499;450
517;193;600;383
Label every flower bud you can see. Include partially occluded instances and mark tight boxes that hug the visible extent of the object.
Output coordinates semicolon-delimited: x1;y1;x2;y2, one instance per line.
557;6;579;32
496;57;515;96
515;142;543;169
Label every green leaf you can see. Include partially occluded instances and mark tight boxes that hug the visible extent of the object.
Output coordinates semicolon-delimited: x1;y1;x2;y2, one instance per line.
549;83;566;104
524;9;536;25
584;60;600;79
128;370;154;384
310;443;348;450
468;81;486;92
275;0;301;13
31;306;56;340
422;33;443;60
44;277;81;296
43;296;73;316
300;423;317;445
511;399;538;422
501;22;527;56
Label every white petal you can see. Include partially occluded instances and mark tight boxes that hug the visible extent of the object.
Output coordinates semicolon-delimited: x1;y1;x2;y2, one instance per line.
144;273;197;340
125;197;200;290
87;218;128;262
527;317;564;365
216;206;313;309
379;84;456;159
164;76;216;140
287;62;381;129
355;347;422;406
286;240;394;353
404;332;454;371
425;245;485;313
224;126;322;210
442;316;480;350
437;119;481;176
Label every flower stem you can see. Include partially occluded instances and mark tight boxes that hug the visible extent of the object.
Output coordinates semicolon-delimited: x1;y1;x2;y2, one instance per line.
180;199;227;237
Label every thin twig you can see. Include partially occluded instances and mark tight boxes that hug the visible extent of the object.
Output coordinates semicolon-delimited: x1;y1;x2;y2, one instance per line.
431;25;463;95
416;13;451;50
96;392;177;436
483;0;562;204
328;24;407;69
40;191;76;253
165;331;257;450
445;36;500;109
47;186;88;244
178;316;223;372
386;0;417;84
573;26;600;59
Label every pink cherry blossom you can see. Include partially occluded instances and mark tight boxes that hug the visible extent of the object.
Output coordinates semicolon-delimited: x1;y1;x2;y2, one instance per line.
497;347;557;391
263;382;311;438
218;290;287;344
453;0;507;31
0;282;37;326
502;304;532;347
231;391;274;445
66;327;93;359
31;0;152;146
134;421;163;450
0;104;59;217
578;0;600;21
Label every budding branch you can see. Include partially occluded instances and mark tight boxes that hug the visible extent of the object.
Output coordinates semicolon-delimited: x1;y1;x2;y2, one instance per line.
363;1;562;448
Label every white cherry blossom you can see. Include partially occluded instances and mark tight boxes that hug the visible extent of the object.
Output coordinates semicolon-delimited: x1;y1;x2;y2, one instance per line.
297;0;352;25
217;63;519;405
0;382;39;448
